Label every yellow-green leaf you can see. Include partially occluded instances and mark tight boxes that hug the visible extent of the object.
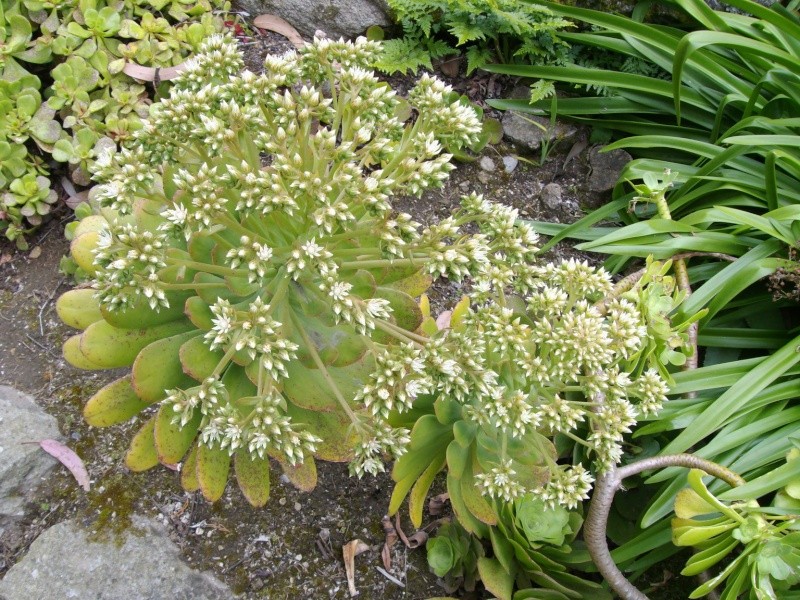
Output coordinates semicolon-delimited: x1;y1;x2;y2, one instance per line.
279;457;317;492
84;375;150;427
235;450;271;507
409;453;446;528
125;416;159;472
132;330;199;402
56;288;103;330
79;319;193;368
181;444;200;492
154;403;201;465
196;443;230;502
477;557;513;600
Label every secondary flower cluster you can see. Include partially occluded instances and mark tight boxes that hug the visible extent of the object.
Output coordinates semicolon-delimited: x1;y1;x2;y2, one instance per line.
364;202;676;507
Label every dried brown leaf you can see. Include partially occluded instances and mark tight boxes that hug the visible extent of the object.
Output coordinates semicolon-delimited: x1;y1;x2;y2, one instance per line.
437;55;461;78
435;311;452;330
64;190;90;210
253;14;305;49
39;439;90;491
122;62;188;82
381;515;397;570
394;513;410;547
428;492;450;516
381;542;392;571
406;530;428;548
342;539;369;597
29;246;42;259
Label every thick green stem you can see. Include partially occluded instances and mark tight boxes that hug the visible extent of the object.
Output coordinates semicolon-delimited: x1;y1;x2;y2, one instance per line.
291;311;361;426
374;319;428;345
167;258;242;278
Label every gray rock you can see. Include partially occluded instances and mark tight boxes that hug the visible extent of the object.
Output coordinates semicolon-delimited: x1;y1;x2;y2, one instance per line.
501;111;579;154
232;0;391;39
479;156;496;172
0;386;60;532
540;183;563;210
0;516;235;600
502;155;519;174
588;146;632;192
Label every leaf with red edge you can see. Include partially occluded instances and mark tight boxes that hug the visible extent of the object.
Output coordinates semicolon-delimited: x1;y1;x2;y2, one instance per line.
39;439;90;491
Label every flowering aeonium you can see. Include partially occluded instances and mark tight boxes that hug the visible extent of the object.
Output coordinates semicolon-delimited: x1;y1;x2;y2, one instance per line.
58;34;521;505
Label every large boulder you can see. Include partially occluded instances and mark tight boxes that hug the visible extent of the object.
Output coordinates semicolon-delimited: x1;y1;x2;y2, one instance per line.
0;516;236;600
0;386;60;534
233;0;392;39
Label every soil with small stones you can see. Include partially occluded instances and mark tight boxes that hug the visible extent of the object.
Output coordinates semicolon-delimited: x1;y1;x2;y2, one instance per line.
0;25;685;600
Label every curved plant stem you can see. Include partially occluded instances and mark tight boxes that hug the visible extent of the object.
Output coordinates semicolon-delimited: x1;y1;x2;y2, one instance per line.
584;454;745;600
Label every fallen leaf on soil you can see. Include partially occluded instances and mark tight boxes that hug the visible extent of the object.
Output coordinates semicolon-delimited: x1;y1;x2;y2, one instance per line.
123;62;188;82
394;513;410;547
435;311;452;330
0;253;11;266
381;515;397;569
342;539;370;597
28;246;42;259
64;190;90;210
428;492;450;516
406;530;428;548
39;439;90;491
437;55;461;78
253;14;305;49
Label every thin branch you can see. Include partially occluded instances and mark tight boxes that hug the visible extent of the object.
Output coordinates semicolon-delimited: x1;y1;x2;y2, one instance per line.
584;454;745;600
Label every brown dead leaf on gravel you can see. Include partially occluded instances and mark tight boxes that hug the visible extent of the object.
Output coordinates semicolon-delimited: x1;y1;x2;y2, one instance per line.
253;14;305;49
342;538;370;597
38;439;89;491
406;530;428;548
428;493;450;516
381;515;397;570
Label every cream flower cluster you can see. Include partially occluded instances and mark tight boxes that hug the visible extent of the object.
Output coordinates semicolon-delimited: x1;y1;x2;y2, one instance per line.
86;34;490;466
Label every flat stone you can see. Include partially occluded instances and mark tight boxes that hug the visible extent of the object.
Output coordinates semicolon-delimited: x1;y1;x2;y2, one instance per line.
0;386;60;532
0;516;235;600
479;156;496;172
540;183;563;210
502;155;519;174
233;0;391;39
501;112;579;154
588;146;632;192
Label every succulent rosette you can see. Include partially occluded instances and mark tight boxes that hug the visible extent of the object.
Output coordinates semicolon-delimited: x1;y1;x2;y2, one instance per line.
56;34;492;505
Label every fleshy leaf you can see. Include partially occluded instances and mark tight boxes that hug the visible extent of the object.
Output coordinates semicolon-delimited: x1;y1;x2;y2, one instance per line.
234;450;271;507
84;375;150;426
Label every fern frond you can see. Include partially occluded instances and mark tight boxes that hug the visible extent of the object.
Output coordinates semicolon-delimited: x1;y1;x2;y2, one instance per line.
529;80;556;103
376;38;434;75
466;45;493;75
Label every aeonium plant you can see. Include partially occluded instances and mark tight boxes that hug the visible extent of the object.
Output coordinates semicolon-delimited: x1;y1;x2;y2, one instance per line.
56;33;502;506
388;248;690;530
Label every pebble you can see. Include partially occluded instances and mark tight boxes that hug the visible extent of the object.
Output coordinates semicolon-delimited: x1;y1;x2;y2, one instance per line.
540;183;563;210
294;502;302;511
479;156;496;172
502;156;519;173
